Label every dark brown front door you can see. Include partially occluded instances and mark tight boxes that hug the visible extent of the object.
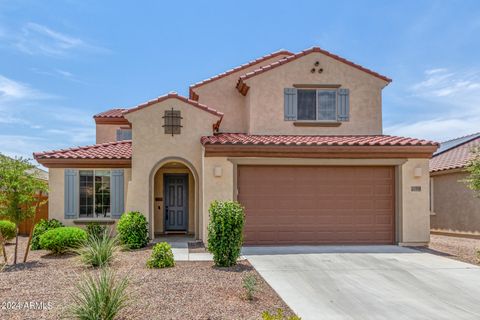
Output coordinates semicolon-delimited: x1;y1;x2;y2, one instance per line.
164;174;188;231
237;166;395;245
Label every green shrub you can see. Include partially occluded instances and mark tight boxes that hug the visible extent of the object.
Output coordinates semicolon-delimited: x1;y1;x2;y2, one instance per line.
76;232;120;267
86;222;107;239
146;242;175;268
116;212;149;249
0;220;16;241
207;200;245;267
31;218;64;250
39;227;88;254
69;268;129;320
243;274;257;301
262;309;301;320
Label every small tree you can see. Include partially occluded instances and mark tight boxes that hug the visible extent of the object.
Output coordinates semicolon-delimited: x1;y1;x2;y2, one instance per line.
464;147;480;197
0;155;47;264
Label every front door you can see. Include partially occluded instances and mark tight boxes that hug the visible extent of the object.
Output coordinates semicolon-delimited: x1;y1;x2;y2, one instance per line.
164;174;188;232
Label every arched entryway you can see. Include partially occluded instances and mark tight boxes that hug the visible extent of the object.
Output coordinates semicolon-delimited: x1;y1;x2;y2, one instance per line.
150;158;199;239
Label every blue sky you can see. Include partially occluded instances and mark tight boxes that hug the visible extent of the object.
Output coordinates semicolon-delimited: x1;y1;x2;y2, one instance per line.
1;0;480;160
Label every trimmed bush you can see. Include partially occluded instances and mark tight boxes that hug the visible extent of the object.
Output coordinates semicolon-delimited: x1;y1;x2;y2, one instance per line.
69;268;129;320
31;218;64;250
116;212;149;249
207;200;245;267
86;222;107;239
39;227;88;254
76;232;120;267
0;220;16;241
146;242;174;268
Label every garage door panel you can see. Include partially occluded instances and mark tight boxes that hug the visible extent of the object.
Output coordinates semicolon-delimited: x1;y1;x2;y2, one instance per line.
239;165;395;245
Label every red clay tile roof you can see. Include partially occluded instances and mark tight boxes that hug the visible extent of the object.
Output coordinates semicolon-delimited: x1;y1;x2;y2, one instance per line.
430;137;480;173
93;109;128;118
123;92;224;118
201;133;437;146
188;50;293;99
236;47;392;95
33;140;132;160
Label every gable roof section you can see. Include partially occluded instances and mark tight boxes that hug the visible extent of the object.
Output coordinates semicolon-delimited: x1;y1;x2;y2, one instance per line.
430;135;480;173
33;140;132;168
201;133;436;146
236;47;392;95
434;132;480;156
188;50;293;100
93;108;130;125
201;134;437;158
123;92;224;118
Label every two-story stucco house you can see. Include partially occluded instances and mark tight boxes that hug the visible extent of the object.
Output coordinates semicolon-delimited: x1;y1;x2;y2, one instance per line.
34;47;438;246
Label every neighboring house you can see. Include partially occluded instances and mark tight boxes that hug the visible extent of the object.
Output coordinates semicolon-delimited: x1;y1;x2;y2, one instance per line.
430;133;480;237
33;47;438;246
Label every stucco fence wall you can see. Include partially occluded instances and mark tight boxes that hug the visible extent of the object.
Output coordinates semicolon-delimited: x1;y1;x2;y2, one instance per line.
431;171;480;236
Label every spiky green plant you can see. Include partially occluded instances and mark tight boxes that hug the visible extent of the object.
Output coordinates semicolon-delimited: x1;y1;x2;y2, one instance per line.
76;232;120;268
69;268;129;320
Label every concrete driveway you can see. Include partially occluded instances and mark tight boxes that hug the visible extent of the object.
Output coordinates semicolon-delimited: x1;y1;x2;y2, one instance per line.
242;246;480;320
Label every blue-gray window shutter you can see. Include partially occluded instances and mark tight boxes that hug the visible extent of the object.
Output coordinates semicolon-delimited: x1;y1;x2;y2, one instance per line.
110;169;125;218
284;88;298;120
64;169;78;219
337;88;350;121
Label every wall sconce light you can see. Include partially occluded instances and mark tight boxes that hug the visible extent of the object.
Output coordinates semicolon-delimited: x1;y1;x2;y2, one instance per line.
414;167;422;178
214;166;223;177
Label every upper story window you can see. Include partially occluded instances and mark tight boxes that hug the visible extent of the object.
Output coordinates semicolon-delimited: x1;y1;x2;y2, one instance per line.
116;128;132;141
284;87;350;122
163;109;182;135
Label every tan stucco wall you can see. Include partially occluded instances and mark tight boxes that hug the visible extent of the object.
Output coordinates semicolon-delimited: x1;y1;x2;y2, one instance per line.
399;158;431;245
202;156;235;241
244;52;387;135
48;167;131;228
194;54;291;133
124;98;219;238
153;167;195;234
96;124;123;144
431;171;480;235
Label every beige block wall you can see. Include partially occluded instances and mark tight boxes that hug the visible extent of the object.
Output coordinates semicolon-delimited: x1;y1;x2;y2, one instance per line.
124;98;219;238
245;52;387;135
399;158;431;245
194;54;291;133
96;124;123;144
431;171;480;235
48;167;131;228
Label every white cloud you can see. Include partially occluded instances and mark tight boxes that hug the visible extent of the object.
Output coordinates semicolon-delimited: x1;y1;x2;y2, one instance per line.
1;22;109;57
386;68;480;142
0;75;54;102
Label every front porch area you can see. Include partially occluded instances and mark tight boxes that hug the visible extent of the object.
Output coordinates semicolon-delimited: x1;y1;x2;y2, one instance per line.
153;235;213;261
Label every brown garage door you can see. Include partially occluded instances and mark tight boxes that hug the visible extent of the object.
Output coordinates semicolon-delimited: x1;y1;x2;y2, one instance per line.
238;166;395;245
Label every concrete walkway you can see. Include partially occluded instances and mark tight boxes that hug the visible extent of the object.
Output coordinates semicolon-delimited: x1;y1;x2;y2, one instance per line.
153;236;213;261
243;245;480;320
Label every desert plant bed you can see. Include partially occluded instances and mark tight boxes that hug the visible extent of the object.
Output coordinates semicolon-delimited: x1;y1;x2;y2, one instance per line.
0;236;294;319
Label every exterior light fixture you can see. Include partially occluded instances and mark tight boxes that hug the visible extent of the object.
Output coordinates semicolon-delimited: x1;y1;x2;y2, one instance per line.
214;166;223;177
414;167;422;178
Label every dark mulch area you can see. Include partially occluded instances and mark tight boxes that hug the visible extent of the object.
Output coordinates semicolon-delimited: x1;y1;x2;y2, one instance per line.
415;234;480;265
0;237;293;320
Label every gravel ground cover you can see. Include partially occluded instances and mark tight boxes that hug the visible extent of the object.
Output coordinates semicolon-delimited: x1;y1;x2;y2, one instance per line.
416;234;480;265
0;236;293;320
